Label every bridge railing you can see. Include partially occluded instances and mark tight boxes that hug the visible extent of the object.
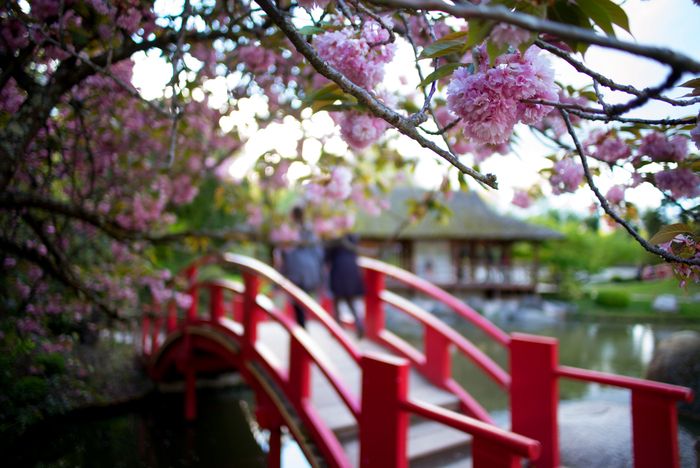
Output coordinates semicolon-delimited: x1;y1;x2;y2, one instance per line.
359;256;693;468
510;333;694;468
360;352;540;467
359;256;510;422
143;253;362;466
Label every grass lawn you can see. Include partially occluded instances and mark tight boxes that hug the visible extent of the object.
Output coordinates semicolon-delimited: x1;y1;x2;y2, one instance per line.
574;278;700;320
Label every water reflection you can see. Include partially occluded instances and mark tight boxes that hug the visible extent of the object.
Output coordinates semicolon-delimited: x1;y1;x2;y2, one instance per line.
389;312;700;412
6;388;266;468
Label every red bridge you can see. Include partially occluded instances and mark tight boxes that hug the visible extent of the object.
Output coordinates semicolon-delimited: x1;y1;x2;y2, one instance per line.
140;253;692;467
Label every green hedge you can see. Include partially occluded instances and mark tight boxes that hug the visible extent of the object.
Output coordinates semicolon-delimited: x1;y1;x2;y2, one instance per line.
594;290;631;308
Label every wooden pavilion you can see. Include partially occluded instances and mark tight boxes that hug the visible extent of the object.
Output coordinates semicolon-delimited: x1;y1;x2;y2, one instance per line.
355;188;563;295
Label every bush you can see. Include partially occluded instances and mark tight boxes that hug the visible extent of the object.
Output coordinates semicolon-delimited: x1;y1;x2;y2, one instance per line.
36;353;65;376
594;290;631;308
12;376;48;404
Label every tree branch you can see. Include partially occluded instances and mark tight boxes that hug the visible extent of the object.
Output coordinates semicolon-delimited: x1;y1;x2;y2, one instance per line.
370;0;700;73
560;109;699;266
537;40;700;108
254;0;498;189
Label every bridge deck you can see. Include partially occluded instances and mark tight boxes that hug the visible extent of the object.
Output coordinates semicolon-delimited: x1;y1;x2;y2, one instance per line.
258;321;473;466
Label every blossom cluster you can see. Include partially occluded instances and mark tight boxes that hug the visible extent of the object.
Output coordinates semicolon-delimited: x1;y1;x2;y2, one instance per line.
314;20;397;149
658;235;700;287
447;47;559;145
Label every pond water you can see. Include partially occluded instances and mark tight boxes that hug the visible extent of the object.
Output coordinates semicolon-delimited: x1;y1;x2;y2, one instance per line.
8;313;699;467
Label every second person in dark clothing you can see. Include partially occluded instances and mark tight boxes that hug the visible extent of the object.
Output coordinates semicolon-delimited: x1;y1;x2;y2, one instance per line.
324;232;365;338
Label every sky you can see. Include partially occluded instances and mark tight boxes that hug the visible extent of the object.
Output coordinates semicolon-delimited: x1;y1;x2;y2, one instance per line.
131;1;700;216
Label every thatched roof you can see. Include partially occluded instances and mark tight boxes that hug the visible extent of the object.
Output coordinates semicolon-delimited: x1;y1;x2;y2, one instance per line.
355;187;563;242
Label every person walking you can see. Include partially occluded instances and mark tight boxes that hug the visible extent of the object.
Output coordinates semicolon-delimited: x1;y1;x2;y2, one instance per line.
278;206;323;328
324;232;365;338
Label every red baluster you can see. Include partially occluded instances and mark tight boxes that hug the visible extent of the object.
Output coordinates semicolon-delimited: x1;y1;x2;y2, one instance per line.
360;353;409;468
243;272;261;345
232;295;243;323
424;327;451;385
141;315;151;355
288;338;311;405
363;269;385;340
186;266;198;322
167;301;177;332
268;426;281;468
210;285;224;322
510;333;559;468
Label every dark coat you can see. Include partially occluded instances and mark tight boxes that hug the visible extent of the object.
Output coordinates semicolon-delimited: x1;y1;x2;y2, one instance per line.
281;227;323;292
325;234;365;298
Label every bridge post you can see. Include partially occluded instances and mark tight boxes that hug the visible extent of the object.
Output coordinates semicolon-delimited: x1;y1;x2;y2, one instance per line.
243;272;261;345
363;269;385;340
209;285;224;322
360;353;409;468
182;331;197;421
631;391;681;468
510;333;559;468
186;266;199;321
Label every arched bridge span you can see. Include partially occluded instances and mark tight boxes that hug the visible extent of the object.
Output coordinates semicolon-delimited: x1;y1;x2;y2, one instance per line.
141;253;692;468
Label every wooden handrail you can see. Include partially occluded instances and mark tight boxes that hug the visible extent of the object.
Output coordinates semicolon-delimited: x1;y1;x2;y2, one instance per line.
381;289;510;390
402;399;541;460
558;365;694;401
358;256;510;347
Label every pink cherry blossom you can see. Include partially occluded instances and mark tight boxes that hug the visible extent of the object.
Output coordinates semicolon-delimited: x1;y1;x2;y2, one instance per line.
638;132;688;162
550;158;584;194
406;15;451;47
657;235;700;286
605;185;625;204
691;123;700;150
588;133;631;164
447;47;558;145
238;44;277;74
490;24;530;48
270;223;300;243
313;21;395;90
247;206;264;227
512;190;533;208
654;168;700;199
337;111;389;150
326;166;353;201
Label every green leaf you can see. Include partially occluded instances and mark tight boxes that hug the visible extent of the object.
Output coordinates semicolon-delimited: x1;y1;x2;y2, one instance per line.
304;82;350;103
418;38;467;60
596;0;631;33
486;40;508;66
576;0;615;37
297;25;325;36
417;63;462;88
649;223;693;245
466;19;493;49
548;1;593;54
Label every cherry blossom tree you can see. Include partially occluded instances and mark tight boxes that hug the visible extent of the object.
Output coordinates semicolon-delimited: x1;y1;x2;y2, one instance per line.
1;0;699;427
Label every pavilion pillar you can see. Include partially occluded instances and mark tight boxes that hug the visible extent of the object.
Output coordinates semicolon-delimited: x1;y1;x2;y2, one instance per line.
531;243;540;290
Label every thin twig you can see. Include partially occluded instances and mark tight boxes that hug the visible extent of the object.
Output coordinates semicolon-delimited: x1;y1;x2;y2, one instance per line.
370;0;700;73
560;109;699;266
538;40;700;107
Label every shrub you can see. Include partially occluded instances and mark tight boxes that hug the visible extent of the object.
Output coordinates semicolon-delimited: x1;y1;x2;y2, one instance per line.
594;290;631;308
36;353;66;376
12;376;48;404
